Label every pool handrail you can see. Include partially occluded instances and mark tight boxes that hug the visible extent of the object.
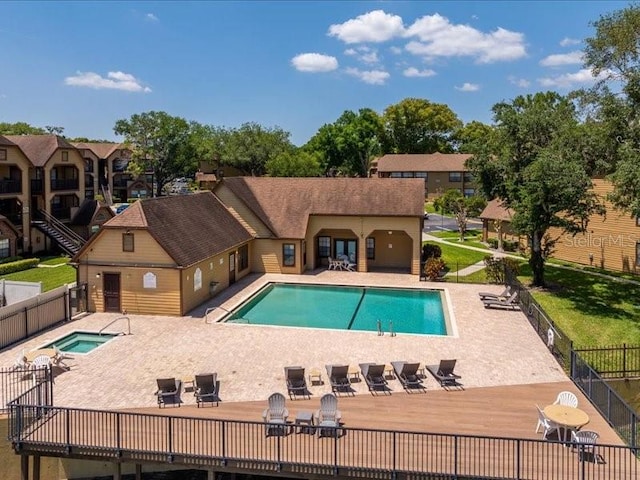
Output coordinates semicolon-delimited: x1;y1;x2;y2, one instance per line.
98;316;131;336
205;306;232;324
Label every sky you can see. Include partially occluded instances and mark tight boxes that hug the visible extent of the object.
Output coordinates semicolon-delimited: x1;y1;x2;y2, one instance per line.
0;1;631;146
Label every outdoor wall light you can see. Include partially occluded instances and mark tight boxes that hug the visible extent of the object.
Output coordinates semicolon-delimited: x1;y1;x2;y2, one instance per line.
388;231;393;235
95;273;101;279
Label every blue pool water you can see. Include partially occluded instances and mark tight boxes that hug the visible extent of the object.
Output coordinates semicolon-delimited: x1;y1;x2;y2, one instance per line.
44;331;116;354
226;283;448;335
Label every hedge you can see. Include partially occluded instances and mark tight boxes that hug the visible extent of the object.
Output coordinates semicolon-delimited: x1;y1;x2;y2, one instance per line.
0;258;40;275
0;255;23;265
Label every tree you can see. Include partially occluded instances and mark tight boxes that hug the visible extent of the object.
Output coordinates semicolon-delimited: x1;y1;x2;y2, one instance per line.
221;123;293;176
0;122;47;135
265;150;322;177
382;98;462;154
452;121;494;154
468;92;604;286
304;108;383;176
114;111;197;197
434;189;486;242
583;5;640;216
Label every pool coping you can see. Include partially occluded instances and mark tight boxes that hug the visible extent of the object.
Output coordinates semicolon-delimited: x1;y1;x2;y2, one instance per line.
40;330;120;356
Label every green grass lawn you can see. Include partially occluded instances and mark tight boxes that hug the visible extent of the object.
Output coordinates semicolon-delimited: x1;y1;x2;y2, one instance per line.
0;263;76;291
430;229;483;239
519;264;640;346
38;255;70;266
423;240;489;273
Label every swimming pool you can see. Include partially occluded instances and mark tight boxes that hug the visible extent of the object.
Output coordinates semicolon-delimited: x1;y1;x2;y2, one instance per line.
225;283;449;335
44;331;117;354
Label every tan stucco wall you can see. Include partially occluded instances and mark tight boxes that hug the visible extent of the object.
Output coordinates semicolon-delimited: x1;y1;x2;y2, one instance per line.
251;238;304;274
44;148;85;208
214;184;273;237
1;145;31;247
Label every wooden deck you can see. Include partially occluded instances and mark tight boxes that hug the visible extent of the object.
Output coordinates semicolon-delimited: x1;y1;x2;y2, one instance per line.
13;380;638;480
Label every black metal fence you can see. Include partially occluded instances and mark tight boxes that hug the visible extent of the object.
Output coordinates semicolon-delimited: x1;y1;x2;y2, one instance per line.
1;366;53;415
572;350;639;449
7;403;640;480
574;345;640;378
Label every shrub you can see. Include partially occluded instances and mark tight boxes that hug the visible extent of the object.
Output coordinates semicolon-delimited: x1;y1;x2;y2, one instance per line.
421;243;442;261
424;257;446;281
0;258;40;275
487;238;498;249
0;255;23;265
503;240;519;252
484;256;520;284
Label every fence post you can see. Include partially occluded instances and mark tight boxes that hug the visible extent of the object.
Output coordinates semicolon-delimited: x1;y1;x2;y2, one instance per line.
221;421;227;466
515;438;521;480
569;341;574;378
392;432;397;480
167;417;173;462
64;290;69;321
24;306;29;338
623;343;627;378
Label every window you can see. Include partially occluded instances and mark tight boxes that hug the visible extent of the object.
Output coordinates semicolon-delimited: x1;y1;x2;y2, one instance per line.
0;149;6;161
401;172;414;178
366;237;375;260
317;236;330;258
283;243;295;267
238;244;249;270
194;268;202;291
415;172;428;180
390;172;402;178
449;172;462;182
122;232;134;252
463;171;474;183
463;188;475;197
0;239;9;258
61;151;69;162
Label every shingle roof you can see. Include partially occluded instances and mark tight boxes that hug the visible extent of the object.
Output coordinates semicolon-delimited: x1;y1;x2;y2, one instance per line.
479;198;513;222
377;153;472;173
71;199;114;226
0;136;16;146
220;177;424;238
71;142;123;158
3;135;76;166
102;192;252;267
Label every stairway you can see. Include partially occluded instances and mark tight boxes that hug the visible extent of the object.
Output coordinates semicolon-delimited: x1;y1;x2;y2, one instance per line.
31;211;86;256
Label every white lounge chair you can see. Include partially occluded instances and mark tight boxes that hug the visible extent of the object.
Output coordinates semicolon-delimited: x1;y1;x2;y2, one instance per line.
535;404;560;440
315;393;342;437
262;392;290;436
327;257;342;270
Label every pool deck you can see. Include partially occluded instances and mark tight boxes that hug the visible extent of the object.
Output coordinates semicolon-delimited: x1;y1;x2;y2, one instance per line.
0;271;569;411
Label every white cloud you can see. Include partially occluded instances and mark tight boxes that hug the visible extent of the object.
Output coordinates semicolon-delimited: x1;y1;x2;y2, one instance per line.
291;53;338;72
508;75;530;88
403;67;436;78
560;37;580;47
344;48;357;56
538;68;607;89
404;13;526;63
64;71;152;92
455;82;480;92
540;50;583;67
360;51;379;64
345;67;390;85
328;10;405;44
145;13;159;22
390;46;403;55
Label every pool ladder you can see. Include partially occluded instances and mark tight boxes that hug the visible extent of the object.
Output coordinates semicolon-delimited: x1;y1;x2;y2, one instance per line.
205;306;231;324
99;316;131;336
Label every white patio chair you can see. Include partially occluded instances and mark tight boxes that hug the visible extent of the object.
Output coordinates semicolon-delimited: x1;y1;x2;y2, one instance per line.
262;392;289;436
554;391;578;408
31;355;51;383
10;350;28;371
327;257;342;270
53;346;74;370
571;430;599;462
535;405;560;440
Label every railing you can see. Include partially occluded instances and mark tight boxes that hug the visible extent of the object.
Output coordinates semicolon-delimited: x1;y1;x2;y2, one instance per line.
98;315;130;335
574;345;640;378
50;206;70;220
572;350;639;449
50;178;79;191
3;212;22;227
0;180;21;194
37;208;86;247
7;403;639;479
1;366;53;415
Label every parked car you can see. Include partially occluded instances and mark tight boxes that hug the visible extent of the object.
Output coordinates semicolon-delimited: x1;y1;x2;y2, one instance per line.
424;212;429;220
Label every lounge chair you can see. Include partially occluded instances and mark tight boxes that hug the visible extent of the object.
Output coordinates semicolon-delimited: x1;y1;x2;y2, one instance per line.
10;350;28;371
553;391;578;408
343;253;357;272
262;392;290;436
284;366;309;399
315;393;342;437
359;363;390;395
53;346;74;370
478;285;511;301
325;364;353;396
155;378;182;408
391;361;425;393
194;373;219;407
426;359;462;388
327;257;342;270
31;355;51;382
482;291;519;310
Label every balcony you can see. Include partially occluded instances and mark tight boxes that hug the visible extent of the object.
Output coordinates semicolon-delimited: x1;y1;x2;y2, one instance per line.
50;206;71;220
50;178;79;191
0;180;21;194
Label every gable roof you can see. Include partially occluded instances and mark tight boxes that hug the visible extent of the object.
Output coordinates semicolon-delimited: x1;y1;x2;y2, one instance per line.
3;135;76;166
479;198;513;222
71;199;115;226
0;136;16;147
377;153;472;173
99;192;252;267
71;142;123;158
219;177;424;238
